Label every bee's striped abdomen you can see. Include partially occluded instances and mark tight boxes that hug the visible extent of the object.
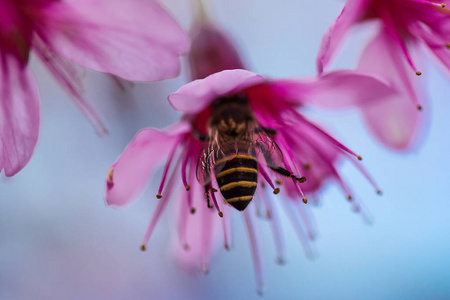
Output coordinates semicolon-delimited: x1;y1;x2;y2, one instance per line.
215;154;258;211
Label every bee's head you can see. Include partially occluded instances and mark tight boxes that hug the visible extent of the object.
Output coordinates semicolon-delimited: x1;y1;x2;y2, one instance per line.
209;94;253;137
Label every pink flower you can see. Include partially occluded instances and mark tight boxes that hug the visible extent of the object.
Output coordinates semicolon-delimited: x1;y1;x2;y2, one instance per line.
317;0;449;150
0;0;189;176
105;69;394;292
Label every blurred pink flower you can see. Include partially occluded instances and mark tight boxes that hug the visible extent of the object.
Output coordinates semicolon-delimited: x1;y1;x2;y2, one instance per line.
317;0;449;150
0;0;189;176
105;68;393;292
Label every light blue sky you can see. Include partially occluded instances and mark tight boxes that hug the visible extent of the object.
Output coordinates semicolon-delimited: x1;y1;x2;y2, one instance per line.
1;1;449;299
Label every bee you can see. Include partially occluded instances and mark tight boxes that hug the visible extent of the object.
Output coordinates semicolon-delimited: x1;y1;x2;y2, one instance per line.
196;93;306;212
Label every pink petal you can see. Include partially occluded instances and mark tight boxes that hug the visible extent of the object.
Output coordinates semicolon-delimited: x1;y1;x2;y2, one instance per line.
0;55;40;176
316;0;370;73
189;21;245;80
269;70;396;108
171;179;222;273
414;23;450;72
169;69;265;114
356;28;423;150
105;121;190;206
36;0;189;81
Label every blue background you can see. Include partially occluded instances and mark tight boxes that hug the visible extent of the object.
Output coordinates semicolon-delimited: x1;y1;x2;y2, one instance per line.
1;1;450;299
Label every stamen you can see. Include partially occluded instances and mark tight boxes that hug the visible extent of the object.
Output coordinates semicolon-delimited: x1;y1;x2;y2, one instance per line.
107;167;114;183
156;139;180;198
259;164;280;194
222;207;233;250
243;209;266;295
177;191;191;252
409;0;447;7
106;167;114;189
181;139;192;191
209;185;223;218
296;204;318;240
282;199;316;259
344;153;382;195
141;155;182;251
186;169;196;213
295;111;362;159
33;37;108;135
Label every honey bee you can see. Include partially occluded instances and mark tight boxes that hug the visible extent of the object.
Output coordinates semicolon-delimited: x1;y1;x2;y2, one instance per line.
196;93;306;212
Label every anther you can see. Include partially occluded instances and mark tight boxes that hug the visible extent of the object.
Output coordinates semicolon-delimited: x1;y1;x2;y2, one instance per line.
275;180;283;185
140;244;146;251
276;257;285;265
183;244;190;251
442;3;447;8
218;212;224;218
377;189;383;195
107;167;114;183
185;184;191;191
347;195;353;201
417;105;423;111
357;155;362;161
302;198;308;204
416;71;422;76
190;208;196;214
273;187;280;195
156;194;162;199
225;244;231;251
446;43;450;49
304;163;311;170
211;188;218;193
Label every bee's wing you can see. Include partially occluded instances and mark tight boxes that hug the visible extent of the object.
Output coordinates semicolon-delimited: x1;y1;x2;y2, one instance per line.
196;130;238;185
248;123;285;169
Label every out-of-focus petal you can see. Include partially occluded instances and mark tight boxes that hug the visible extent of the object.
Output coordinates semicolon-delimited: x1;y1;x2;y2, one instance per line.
414;24;450;72
189;22;245;80
357;28;423;150
171;182;222;273
0;55;40;176
105;121;190;207
169;69;265;114
36;0;189;81
269;70;396;108
316;0;370;73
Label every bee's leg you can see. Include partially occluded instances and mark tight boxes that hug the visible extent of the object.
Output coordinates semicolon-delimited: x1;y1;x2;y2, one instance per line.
270;166;306;183
204;185;213;208
193;130;208;142
255;127;277;135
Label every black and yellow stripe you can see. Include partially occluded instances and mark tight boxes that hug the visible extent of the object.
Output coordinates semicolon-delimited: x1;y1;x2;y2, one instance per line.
215;153;258;211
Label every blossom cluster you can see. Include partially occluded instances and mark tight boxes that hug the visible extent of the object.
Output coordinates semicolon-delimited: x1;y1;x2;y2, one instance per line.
1;0;449;294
